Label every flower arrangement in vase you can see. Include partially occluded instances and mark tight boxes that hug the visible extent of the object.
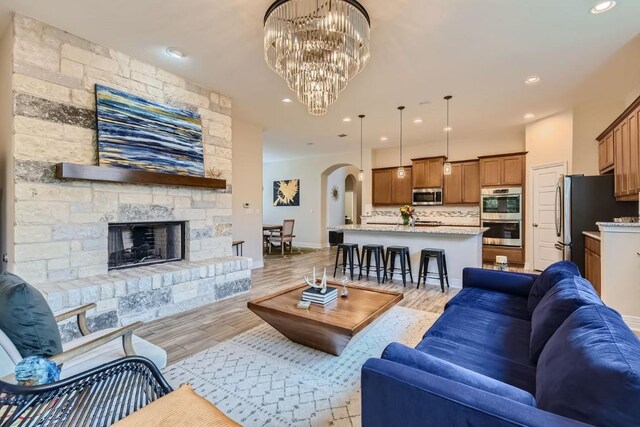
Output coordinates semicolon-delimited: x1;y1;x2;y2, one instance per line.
400;205;415;226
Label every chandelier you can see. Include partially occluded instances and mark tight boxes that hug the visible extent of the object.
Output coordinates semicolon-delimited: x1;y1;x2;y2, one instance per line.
264;0;371;116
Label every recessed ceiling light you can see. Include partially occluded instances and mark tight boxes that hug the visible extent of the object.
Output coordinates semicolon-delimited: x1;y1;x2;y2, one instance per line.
524;113;536;120
343;117;352;123
525;75;540;85
306;142;314;145
590;1;616;14
443;126;453;132
165;47;185;59
282;98;293;103
380;136;388;142
413;118;423;124
419;100;431;106
338;134;348;138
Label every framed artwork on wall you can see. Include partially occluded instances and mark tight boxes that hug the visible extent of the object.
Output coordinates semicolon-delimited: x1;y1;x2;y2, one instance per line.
95;84;205;176
273;179;300;206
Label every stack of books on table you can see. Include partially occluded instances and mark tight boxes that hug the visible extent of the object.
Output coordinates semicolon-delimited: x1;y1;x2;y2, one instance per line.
302;287;338;305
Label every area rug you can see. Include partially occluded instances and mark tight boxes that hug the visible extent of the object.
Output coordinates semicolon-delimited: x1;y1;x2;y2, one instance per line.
162;306;439;427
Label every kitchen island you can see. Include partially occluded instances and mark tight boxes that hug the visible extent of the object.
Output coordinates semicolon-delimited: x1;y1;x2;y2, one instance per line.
327;224;488;288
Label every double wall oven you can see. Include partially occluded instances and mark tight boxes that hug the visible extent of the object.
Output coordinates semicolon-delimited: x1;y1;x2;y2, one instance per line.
481;187;523;247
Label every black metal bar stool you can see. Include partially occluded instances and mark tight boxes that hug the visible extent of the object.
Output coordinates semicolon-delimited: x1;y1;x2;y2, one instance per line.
358;244;386;283
385;246;413;286
333;243;361;280
417;248;450;292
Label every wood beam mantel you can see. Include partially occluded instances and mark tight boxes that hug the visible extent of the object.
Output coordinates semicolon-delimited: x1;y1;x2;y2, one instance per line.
55;163;227;189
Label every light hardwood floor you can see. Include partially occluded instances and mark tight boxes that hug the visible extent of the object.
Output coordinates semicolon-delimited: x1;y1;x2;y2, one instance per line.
137;247;459;365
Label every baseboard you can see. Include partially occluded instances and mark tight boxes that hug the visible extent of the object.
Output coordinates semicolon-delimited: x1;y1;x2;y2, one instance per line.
622;315;640;333
251;260;264;270
294;241;323;249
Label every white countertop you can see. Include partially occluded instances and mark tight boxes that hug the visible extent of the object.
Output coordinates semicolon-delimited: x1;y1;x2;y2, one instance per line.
597;222;640;228
582;231;601;240
328;224;488;236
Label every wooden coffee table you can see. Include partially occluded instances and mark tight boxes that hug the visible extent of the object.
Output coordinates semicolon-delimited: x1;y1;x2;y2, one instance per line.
247;282;403;356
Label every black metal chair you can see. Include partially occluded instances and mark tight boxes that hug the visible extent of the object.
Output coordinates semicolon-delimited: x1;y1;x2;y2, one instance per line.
385;246;413;286
359;244;386;283
333;243;361;280
417;248;450;292
0;356;172;427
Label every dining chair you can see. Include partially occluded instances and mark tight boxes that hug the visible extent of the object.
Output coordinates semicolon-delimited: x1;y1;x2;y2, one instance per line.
268;219;295;255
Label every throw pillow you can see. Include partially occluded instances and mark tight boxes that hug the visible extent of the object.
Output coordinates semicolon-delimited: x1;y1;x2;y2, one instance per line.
382;342;536;406
527;261;580;315
0;272;62;358
529;276;602;363
536;305;640;426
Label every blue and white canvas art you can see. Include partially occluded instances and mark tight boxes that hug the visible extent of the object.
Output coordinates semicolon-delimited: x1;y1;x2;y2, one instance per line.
95;84;204;176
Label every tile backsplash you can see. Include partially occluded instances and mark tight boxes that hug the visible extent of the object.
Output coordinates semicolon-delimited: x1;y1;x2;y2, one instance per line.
363;205;480;226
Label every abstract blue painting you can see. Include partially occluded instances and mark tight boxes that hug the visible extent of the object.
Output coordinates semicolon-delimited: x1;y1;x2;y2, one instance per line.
95;84;204;176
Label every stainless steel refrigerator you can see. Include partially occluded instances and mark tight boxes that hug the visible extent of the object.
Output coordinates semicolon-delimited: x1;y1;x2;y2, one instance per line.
554;174;637;275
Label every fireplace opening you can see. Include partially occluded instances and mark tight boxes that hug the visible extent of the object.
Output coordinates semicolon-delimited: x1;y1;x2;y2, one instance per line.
108;222;185;270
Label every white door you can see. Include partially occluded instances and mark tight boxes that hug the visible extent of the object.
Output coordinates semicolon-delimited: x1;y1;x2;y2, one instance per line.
532;163;566;271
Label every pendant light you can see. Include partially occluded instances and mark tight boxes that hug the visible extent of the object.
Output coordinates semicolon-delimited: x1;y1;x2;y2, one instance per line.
443;95;453;175
397;106;406;179
358;114;365;181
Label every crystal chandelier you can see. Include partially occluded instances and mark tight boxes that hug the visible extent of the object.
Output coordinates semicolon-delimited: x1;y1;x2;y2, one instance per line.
264;0;371;116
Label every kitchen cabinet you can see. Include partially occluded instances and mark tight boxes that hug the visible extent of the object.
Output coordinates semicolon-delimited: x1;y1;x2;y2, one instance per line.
372;167;412;206
597;95;640;201
478;153;526;187
584;235;601;295
412;157;445;189
598;131;614;173
372;168;393;205
444;160;480;205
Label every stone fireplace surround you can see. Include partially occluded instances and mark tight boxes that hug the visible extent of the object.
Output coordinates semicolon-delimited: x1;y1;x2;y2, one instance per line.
3;14;251;340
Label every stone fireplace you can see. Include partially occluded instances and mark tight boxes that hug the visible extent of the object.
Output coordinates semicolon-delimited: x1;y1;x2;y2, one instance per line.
1;15;251;340
108;222;185;270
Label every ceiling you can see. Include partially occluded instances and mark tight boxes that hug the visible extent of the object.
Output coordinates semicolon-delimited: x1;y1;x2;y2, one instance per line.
1;0;639;162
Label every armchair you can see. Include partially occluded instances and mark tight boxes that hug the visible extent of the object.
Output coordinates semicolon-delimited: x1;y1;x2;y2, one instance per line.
1;303;166;382
0;356;172;427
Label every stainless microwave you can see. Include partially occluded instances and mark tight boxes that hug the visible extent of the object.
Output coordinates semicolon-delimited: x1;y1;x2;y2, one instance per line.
412;188;443;206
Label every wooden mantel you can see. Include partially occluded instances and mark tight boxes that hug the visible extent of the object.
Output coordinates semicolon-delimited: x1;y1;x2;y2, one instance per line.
55;163;227;189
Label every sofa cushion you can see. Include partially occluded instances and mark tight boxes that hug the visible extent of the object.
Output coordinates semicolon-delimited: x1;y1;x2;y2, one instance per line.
382;342;536;406
416;306;536;394
0;272;62;358
536;305;640;426
445;287;530;320
416;336;537;395
529;276;602;363
527;261;580;315
424;306;533;366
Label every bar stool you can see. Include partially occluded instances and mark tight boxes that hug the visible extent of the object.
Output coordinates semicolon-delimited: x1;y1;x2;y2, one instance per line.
333;243;361;280
417;248;449;292
385;246;413;286
358;244;386;283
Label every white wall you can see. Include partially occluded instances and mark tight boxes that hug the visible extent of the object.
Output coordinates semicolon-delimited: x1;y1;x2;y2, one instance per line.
625;83;640;108
0;26;13;272
263;150;369;248
573;100;626;175
232;118;264;268
372;129;525;168
525;111;574;268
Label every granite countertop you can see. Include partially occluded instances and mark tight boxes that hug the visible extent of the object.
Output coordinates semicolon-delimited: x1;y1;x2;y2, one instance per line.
327;224;489;236
597;222;640;228
582;231;601;240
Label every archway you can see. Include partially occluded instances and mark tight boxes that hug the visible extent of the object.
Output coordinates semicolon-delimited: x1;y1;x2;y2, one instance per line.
320;164;362;247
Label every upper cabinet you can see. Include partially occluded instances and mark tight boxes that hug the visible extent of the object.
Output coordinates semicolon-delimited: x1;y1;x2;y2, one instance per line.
412;157;445;189
478;153;526;187
372;167;412;206
444;160;480;205
597;96;640;201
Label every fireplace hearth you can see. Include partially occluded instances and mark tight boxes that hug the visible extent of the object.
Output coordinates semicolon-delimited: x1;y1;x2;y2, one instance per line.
108;222;185;270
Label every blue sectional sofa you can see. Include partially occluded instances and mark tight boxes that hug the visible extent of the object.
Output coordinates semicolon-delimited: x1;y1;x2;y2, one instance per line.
361;261;640;426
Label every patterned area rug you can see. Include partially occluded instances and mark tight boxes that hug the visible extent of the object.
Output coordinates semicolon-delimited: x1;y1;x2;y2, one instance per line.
162;306;439;427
